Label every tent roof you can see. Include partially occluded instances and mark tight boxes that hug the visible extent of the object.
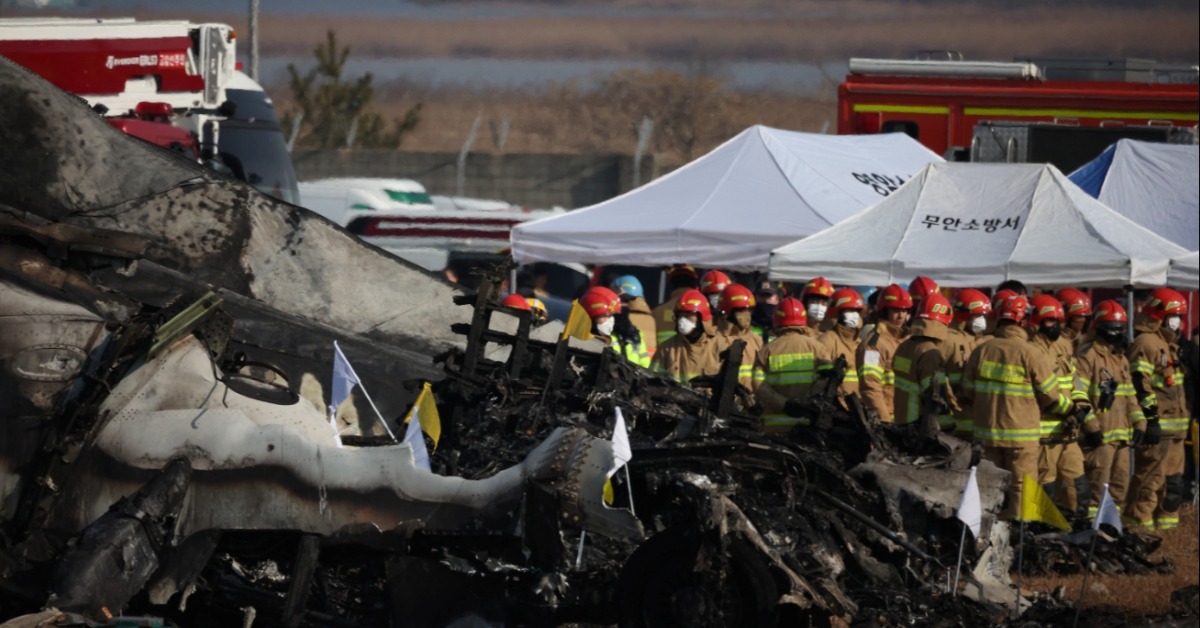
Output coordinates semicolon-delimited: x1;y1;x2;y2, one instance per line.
1168;251;1198;291
1069;139;1199;251
510;125;941;270
769;162;1190;288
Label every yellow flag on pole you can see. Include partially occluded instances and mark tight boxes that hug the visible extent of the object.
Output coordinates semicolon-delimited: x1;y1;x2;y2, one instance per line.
402;382;442;449
1020;473;1070;531
560;299;594;341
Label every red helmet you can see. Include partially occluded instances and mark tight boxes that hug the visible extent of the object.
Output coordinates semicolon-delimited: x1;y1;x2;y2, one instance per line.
667;264;698;281
952;288;992;320
801;277;835;301
1029;294;1065;326
719;284;756;313
675;289;712;322
917;293;953;325
774;297;807;329
829;287;864;313
501;294;531;311
876;284;913;313
1143;287;1187;320
1093;300;1128;324
909;276;939;304
699;270;731;295
1055;288;1092;317
580;286;621;319
995;294;1029;322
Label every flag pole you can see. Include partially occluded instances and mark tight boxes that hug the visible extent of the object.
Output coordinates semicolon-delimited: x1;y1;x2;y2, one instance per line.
1015;519;1025;617
952;521;968;597
575;531;587;569
357;382;396;441
1072;531;1100;628
624;465;637;517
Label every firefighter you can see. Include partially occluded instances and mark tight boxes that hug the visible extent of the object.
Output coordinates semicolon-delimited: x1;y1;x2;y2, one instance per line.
700;270;732;317
1056;288;1092;350
1126;288;1190;530
651;289;724;385
1028;294;1088;515
946;288;992;439
581;287;650;368
652;264;699;346
716;283;763;392
818;288;865;400
1075;300;1145;522
894;293;954;431
857;284;910;423
611;275;657;357
753;297;834;432
964;293;1074;519
799;277;835;332
751;283;781;343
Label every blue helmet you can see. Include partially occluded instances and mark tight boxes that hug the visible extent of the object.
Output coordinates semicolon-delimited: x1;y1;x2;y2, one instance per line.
611;275;644;299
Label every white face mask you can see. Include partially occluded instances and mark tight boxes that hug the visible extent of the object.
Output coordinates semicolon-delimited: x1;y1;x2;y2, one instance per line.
595;317;615;337
841;311;861;329
676;316;697;336
807;302;828;322
1166;316;1181;332
969;315;987;335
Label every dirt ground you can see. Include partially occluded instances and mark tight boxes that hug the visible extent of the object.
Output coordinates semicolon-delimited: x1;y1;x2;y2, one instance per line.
1023;504;1200;617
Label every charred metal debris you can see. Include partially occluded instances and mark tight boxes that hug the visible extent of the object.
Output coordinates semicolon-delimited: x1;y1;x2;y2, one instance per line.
0;259;1184;628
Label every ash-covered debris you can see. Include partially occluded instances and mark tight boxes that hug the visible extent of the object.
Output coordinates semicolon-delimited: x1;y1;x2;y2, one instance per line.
1020;527;1173;577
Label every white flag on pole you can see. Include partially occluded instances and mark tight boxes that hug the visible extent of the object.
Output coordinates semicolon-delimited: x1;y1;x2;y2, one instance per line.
1093;483;1123;535
956;466;982;539
404;404;432;472
609;407;632;477
326;341;361;447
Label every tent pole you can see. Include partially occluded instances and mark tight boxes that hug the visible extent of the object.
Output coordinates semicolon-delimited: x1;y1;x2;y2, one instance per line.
1125;286;1134;343
658;270;666;305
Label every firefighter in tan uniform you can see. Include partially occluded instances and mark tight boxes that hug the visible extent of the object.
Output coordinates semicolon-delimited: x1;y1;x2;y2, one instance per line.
715;284;763;394
753;298;834;432
818;288;865;402
946;288;992;439
1028;294;1089;515
699;270;732;326
1126;288;1190;530
893;294;954;430
650;289;724;386
963;294;1075;519
611;275;658;357
652;264;699;346
856;284;910;423
1075;300;1146;521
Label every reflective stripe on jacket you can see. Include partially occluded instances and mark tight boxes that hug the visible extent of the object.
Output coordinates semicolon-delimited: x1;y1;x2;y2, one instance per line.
1076;336;1146;444
1128;317;1188;436
625;296;658;356
1029;332;1085;440
612;333;652;369
818;323;861;399
963;324;1070;447
856;321;904;421
754;327;833;431
946;323;987;437
717;318;764;393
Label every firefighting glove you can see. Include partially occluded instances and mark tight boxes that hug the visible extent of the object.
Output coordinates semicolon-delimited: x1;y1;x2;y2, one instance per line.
1082;430;1104;449
1143;419;1163;446
1142;404;1159;420
1130;428;1146;447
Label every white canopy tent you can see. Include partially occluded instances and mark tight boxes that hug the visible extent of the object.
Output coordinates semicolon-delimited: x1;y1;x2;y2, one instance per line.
1168;251;1199;291
1069;140;1199;251
510;125;941;270
769;162;1190;288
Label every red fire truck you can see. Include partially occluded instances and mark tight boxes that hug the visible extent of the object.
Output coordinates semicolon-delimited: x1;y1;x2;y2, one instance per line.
0;17;298;203
838;57;1199;169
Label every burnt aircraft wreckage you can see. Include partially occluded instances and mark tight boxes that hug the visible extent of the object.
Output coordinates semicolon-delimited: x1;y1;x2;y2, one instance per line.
0;59;1181;627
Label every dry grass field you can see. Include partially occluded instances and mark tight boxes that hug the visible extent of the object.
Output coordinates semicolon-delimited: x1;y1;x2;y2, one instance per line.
116;1;1197;160
1024;505;1200;617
